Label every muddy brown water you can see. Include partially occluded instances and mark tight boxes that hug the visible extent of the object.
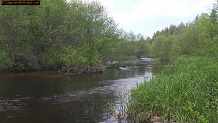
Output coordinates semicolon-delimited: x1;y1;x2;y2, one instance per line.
0;60;166;123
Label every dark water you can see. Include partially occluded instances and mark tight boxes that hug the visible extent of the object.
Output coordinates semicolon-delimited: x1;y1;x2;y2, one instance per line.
0;59;166;123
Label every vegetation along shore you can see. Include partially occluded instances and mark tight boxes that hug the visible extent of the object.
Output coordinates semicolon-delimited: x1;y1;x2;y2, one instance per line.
128;1;218;122
129;56;218;122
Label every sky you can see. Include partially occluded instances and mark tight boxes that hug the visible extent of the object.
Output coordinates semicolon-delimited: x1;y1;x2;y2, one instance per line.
81;0;215;37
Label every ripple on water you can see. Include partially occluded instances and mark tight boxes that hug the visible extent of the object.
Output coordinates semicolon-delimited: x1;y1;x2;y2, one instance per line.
0;97;31;112
39;76;150;104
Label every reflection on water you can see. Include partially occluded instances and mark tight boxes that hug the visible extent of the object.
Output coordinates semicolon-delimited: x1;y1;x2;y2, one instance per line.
0;59;167;123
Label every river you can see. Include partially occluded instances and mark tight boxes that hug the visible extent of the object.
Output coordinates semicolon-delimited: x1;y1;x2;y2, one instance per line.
0;59;166;123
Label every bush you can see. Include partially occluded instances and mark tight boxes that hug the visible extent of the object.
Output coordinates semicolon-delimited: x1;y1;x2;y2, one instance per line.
40;48;62;69
0;49;12;70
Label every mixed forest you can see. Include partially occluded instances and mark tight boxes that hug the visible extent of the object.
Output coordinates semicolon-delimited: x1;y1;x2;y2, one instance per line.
0;0;150;72
1;0;217;72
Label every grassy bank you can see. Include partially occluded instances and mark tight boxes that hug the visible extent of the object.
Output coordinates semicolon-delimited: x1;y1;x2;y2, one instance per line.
129;56;218;123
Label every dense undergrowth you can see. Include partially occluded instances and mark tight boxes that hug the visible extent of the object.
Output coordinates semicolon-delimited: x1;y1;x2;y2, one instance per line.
130;56;218;123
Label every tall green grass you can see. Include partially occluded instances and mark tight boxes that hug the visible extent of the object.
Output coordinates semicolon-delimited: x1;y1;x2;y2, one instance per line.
130;56;218;123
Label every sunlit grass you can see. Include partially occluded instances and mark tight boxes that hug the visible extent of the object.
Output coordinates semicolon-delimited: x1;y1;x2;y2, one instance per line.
129;56;218;122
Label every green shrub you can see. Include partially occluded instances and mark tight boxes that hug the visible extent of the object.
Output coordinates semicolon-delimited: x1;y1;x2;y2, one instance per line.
0;49;12;70
40;48;62;69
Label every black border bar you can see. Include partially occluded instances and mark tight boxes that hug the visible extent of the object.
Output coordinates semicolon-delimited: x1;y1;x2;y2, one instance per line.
1;1;40;5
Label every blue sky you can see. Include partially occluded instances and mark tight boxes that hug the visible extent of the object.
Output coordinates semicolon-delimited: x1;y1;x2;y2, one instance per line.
81;0;214;37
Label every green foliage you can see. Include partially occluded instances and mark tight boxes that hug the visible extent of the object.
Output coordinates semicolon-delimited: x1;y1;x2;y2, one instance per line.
2;0;217;72
61;46;87;68
40;48;62;69
150;2;218;60
150;35;172;60
0;49;11;70
130;56;218;122
0;0;152;72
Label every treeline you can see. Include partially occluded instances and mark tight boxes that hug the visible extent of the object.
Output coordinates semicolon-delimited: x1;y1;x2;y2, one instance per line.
0;0;149;72
150;2;218;60
1;0;217;72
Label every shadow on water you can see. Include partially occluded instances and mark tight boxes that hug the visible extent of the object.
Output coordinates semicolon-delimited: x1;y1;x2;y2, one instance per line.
0;59;168;123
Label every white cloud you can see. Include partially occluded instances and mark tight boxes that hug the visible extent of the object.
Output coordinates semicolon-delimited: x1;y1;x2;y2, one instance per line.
99;0;214;23
107;0;214;24
78;0;215;36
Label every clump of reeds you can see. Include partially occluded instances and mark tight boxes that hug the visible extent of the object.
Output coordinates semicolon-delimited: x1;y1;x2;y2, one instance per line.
129;56;218;123
106;91;133;123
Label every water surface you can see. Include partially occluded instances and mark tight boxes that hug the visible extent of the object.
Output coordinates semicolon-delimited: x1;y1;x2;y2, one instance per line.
0;59;165;123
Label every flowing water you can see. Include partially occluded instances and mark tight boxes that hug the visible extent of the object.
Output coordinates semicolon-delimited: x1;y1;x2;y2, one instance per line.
0;59;166;123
